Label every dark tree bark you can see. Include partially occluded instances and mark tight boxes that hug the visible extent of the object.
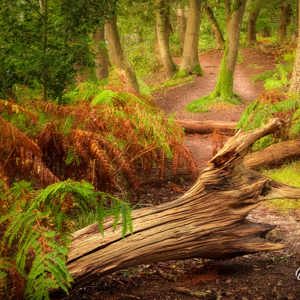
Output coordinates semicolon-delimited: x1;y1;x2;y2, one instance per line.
180;0;202;75
39;0;48;101
247;0;263;45
105;15;139;93
204;4;225;49
155;0;177;78
244;139;300;169
278;1;292;43
92;25;109;80
67;119;300;281
176;4;187;54
290;0;300;94
176;119;237;135
209;0;247;102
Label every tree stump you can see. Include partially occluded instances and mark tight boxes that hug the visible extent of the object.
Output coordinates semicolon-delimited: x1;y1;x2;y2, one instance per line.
67;119;300;281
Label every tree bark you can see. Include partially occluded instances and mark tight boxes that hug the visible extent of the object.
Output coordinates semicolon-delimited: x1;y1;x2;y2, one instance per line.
204;4;225;49
289;0;300;95
211;0;247;101
247;0;262;45
105;16;139;93
176;119;237;135
92;25;109;81
176;5;187;54
155;0;176;78
67;119;300;281
244;139;300;169
39;0;48;101
278;1;292;44
180;0;202;76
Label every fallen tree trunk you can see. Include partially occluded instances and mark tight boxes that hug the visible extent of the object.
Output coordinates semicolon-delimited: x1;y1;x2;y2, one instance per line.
67;119;300;281
244;139;300;169
176;119;237;135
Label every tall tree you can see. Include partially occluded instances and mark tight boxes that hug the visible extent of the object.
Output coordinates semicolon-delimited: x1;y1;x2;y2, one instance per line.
247;0;263;45
204;4;225;49
105;15;139;92
289;0;300;94
278;1;292;43
180;0;202;75
213;0;247;101
155;0;176;77
92;25;109;80
187;0;247;112
176;3;187;54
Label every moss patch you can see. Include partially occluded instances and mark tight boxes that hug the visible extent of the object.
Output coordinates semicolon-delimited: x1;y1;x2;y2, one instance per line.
152;75;195;92
186;93;241;113
262;161;300;212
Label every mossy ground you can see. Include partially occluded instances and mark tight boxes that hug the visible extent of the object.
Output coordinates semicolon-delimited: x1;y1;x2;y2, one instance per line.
152;75;195;92
186;93;241;112
263;161;300;212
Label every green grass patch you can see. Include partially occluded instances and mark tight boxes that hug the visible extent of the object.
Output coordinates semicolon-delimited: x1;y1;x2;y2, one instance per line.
151;75;195;92
262;161;300;212
186;94;241;113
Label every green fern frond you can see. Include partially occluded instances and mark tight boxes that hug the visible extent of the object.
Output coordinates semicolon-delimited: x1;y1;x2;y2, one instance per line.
1;180;132;299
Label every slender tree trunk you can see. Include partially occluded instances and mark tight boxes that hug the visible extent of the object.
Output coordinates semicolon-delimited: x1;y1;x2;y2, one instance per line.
211;0;247;101
67;119;300;281
180;0;202;75
279;2;292;43
155;0;176;77
92;25;109;81
105;15;139;93
247;0;262;45
204;4;225;49
39;0;48;100
289;0;300;94
297;0;299;38
176;4;187;54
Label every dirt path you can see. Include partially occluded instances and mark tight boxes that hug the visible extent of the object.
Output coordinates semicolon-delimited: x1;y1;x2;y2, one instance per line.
155;48;275;169
155;48;275;122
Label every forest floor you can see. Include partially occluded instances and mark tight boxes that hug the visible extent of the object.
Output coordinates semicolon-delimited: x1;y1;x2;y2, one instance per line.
60;48;300;300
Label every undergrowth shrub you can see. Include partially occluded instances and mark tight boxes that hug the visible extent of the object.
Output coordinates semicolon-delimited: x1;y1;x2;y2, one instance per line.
0;84;197;299
238;90;300;150
252;52;294;91
0;180;131;299
0;88;197;192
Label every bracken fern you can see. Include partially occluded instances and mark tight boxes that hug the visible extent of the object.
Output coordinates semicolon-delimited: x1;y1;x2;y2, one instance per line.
0;180;131;299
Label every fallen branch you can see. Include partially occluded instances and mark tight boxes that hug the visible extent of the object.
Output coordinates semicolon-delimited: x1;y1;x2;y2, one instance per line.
244;139;300;169
67;119;300;282
176;119;237;135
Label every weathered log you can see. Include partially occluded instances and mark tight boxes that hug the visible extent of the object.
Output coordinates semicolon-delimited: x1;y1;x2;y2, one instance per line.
244;139;300;169
176;119;237;135
67;119;300;281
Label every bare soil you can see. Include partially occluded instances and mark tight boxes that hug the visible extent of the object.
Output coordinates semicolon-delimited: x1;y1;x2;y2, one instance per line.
57;49;300;300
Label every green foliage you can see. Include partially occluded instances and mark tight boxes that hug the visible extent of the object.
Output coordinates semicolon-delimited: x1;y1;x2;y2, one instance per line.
0;180;131;299
263;161;300;212
253;53;294;90
186;93;240;113
63;81;104;103
238;95;300;150
91;90;117;106
152;74;195;92
0;0;111;100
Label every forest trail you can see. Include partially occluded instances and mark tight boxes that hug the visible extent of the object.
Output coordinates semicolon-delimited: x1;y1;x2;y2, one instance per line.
154;47;300;267
155;48;276;169
155;48;275;122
